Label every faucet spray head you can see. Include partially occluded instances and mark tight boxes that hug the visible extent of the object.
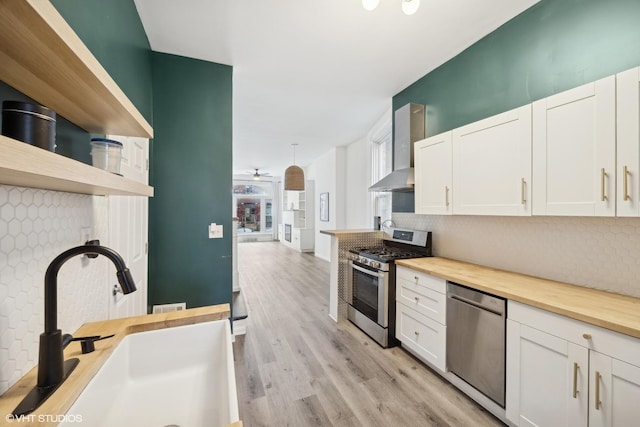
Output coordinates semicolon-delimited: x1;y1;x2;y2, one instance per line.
117;268;137;294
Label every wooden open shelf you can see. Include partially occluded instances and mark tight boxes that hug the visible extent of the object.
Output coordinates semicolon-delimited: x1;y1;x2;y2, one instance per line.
0;0;153;138
0;135;154;196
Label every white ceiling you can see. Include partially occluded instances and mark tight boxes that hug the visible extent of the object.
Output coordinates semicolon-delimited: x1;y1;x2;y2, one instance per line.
134;0;539;177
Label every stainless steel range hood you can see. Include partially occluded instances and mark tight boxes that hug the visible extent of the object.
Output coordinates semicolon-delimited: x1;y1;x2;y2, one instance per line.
369;103;425;192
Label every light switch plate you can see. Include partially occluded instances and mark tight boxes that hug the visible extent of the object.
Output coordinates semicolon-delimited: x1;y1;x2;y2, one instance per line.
209;223;223;239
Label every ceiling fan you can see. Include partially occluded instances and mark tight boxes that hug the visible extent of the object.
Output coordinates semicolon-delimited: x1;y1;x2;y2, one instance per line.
249;168;271;180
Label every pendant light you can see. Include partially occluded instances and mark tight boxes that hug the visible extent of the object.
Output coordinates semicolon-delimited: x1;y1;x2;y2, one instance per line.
284;144;305;191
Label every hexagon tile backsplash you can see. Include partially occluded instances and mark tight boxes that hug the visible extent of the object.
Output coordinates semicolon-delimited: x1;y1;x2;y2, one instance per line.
0;185;110;394
394;213;640;298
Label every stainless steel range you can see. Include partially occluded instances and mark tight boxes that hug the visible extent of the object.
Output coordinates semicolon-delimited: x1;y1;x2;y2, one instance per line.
347;228;432;347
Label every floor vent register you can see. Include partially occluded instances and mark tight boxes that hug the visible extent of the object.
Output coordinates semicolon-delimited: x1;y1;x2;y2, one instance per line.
152;302;187;314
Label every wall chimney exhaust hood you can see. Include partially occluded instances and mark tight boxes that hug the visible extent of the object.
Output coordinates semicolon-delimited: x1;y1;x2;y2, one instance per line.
369;103;425;192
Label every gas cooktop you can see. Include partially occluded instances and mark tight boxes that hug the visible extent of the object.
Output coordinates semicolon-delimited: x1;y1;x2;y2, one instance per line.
349;228;432;264
351;246;427;263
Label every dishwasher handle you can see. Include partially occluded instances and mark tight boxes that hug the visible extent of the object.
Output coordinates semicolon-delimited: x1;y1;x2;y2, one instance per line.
447;282;506;316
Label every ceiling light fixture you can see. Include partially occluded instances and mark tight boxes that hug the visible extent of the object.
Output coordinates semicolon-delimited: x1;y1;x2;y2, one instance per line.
284;144;305;191
362;0;420;15
362;0;380;11
401;0;420;15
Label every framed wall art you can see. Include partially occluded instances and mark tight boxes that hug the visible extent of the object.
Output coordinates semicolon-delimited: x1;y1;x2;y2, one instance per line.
319;192;329;222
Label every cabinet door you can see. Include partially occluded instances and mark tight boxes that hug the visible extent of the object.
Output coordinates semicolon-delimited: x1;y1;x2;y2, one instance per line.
414;132;452;215
616;67;640;217
452;105;531;215
396;302;446;372
532;76;616;216
589;352;640;427
506;320;588;427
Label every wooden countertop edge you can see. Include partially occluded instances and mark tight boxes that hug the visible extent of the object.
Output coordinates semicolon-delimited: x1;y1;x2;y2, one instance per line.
320;229;383;236
0;304;230;426
396;257;640;339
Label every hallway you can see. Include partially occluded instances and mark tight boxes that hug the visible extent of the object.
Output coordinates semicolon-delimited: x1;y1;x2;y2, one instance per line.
233;241;503;427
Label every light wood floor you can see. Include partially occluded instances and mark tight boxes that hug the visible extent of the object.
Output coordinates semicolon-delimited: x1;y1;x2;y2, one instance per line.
233;242;505;427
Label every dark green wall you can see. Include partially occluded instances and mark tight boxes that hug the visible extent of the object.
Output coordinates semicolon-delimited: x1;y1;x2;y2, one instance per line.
149;52;233;310
50;0;153;163
392;0;640;212
51;2;234;311
51;0;153;122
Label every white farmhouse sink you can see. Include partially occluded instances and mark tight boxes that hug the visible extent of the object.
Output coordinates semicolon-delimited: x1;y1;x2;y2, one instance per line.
60;319;239;427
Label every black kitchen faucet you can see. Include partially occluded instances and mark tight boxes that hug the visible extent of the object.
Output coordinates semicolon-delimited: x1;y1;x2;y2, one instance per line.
12;241;136;417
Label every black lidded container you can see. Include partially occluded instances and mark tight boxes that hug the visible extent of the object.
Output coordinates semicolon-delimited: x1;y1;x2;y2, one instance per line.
2;101;57;151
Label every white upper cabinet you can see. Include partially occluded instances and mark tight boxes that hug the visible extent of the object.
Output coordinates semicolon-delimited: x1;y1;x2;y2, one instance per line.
532;76;616;216
452;105;532;216
414;132;453;215
616;67;640;217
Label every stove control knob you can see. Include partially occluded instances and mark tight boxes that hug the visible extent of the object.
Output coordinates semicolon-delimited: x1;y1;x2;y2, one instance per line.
372;262;381;269
361;258;368;265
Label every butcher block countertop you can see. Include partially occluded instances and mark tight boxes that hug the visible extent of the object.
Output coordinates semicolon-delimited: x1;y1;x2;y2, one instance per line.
0;304;232;427
396;257;640;339
320;229;383;236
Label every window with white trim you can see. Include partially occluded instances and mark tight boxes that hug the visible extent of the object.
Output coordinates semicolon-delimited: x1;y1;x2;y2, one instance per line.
371;122;392;222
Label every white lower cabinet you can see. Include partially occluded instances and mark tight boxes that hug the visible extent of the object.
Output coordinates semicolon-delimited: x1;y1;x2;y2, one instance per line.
281;211;314;252
395;267;447;372
507;301;640;427
506;320;589;427
292;228;314;252
589;351;640;427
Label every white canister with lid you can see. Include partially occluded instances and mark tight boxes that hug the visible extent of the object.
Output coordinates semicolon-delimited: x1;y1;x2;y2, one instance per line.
90;138;123;174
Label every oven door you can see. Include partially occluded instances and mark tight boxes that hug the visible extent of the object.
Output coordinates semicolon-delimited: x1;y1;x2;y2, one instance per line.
349;261;389;326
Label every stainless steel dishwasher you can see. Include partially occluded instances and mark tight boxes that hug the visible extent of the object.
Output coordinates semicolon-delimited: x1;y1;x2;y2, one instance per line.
446;282;506;407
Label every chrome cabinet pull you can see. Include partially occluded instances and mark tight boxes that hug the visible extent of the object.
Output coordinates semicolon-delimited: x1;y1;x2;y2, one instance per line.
414;331;420;336
601;168;608;201
521;178;526;204
445;186;450;207
572;362;579;398
595;371;602;410
582;333;592;340
623;165;630;201
414;296;420;303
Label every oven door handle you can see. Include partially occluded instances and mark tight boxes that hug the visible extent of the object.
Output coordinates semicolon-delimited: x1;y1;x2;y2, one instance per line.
350;262;386;279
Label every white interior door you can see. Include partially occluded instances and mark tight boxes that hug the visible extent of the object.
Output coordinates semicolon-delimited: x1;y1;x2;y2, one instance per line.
107;135;149;319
